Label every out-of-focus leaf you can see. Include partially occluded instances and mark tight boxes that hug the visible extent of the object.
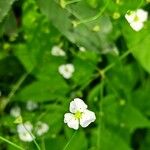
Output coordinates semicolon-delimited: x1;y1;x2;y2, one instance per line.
0;0;15;22
37;0;113;53
102;95;150;133
15;79;69;102
64;130;88;150
122;21;150;73
131;79;150;116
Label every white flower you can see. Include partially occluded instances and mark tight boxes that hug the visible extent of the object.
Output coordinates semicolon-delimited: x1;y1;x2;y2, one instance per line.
125;9;148;31
79;47;86;52
26;100;38;111
17;121;34;142
58;64;75;79
35;121;49;136
10;106;21;118
64;98;96;130
51;46;66;56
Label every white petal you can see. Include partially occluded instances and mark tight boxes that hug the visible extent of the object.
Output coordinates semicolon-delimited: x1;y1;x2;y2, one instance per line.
130;22;144;31
17;122;33;133
64;113;73;123
58;64;75;79
64;113;79;130
136;9;148;22
26;100;38;111
80;109;96;128
10;106;21;118
69;98;87;113
125;11;136;23
51;46;66;56
35;121;49;136
18;132;34;142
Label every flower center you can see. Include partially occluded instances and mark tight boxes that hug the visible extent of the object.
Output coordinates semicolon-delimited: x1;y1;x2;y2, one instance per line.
74;111;82;119
134;15;139;22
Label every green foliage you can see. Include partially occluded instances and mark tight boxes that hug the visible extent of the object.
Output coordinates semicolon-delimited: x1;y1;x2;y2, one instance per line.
0;0;150;150
0;0;15;22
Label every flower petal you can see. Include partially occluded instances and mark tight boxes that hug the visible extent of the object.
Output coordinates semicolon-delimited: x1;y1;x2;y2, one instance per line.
64;113;79;130
69;98;87;113
125;11;136;23
58;64;75;79
130;22;144;31
136;9;148;22
80;109;96;128
18;132;34;142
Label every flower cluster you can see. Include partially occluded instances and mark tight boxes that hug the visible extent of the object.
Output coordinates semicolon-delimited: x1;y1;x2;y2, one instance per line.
10;106;21;118
26;100;38;111
64;98;96;130
51;45;66;56
125;9;148;31
58;64;75;79
17;121;49;142
17;121;34;142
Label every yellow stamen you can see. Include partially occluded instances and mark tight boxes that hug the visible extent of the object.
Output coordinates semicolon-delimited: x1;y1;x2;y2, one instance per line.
74;111;82;119
134;15;139;22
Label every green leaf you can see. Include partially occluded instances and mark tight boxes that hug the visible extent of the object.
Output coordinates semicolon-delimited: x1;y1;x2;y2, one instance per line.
122;21;150;73
102;95;150;133
64;130;88;150
15;79;69;102
37;0;113;52
0;0;15;22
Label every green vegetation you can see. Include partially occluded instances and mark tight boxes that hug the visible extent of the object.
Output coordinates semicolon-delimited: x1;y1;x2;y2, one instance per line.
0;0;150;149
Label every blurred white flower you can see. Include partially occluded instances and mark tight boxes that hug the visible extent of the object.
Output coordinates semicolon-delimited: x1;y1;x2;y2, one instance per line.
79;46;86;52
17;121;34;142
35;121;49;136
51;46;66;56
10;106;21;118
26;100;38;111
64;98;96;130
58;64;75;79
125;9;148;31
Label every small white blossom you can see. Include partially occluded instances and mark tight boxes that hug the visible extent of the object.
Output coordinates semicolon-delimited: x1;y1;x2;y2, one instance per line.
64;98;96;130
26;100;38;111
58;64;75;79
51;46;66;56
35;121;49;136
125;9;148;31
17;121;34;142
79;47;86;52
10;106;21;118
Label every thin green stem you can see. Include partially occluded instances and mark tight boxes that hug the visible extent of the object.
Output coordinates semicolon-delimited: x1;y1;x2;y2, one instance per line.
97;80;104;149
23;124;41;150
103;50;131;73
75;0;110;25
63;131;77;150
0;136;25;150
66;0;82;6
137;0;144;9
41;137;46;150
2;73;28;111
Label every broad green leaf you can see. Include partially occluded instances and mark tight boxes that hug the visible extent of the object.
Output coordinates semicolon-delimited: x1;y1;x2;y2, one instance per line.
37;0;113;52
0;0;15;22
102;95;150;133
122;21;150;73
64;130;88;150
15;79;69;102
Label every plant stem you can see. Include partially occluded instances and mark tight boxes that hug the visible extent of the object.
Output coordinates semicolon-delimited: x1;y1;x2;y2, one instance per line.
0;136;25;150
63;131;77;150
103;50;131;73
23;124;41;150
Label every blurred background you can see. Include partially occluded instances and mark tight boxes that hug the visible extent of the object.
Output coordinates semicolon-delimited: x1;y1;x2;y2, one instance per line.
0;0;150;150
